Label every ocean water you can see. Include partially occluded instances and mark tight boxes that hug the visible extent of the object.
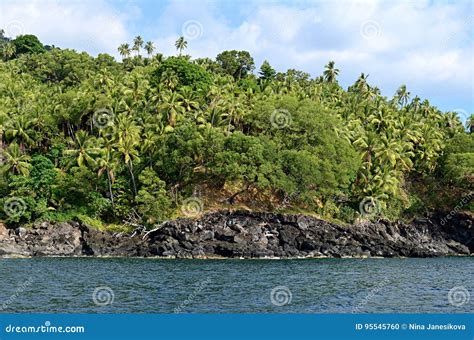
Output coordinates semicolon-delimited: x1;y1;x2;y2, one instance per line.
0;257;472;313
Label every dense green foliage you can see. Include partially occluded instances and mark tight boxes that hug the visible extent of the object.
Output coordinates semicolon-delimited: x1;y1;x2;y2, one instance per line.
0;33;472;228
11;34;46;56
151;57;212;90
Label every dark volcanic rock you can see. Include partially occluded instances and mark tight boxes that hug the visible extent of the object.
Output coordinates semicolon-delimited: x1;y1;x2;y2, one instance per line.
0;210;472;258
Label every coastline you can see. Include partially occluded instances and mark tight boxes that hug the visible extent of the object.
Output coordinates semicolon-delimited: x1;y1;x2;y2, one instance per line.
1;210;472;259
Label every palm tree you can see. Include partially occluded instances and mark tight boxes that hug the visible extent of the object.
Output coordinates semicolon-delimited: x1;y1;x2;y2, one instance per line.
410;96;421;112
118;43;131;60
467;114;473;133
323;61;339;83
133;36;144;57
1;143;31;176
0;113;5;154
395;85;410;107
353;130;379;173
113;113;141;196
161;70;179;90
444;111;462;129
222;96;245;133
114;113;141;145
64;130;100;168
160;92;185;127
1;43;16;61
140;129;159;166
4;115;36;148
374;134;414;171
175;36;188;56
178;87;200;112
353;73;369;94
144;41;155;58
97;149;117;208
116;135;140;196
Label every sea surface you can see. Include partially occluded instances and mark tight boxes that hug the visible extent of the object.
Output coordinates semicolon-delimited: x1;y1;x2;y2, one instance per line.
0;257;472;313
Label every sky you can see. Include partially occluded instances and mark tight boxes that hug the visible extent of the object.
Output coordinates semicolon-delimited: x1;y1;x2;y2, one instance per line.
0;0;472;117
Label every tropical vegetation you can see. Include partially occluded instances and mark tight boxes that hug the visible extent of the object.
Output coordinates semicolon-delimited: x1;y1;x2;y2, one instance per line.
0;32;472;229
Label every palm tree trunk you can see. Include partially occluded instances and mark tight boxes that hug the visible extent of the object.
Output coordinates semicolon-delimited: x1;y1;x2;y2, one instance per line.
128;161;137;196
107;170;115;208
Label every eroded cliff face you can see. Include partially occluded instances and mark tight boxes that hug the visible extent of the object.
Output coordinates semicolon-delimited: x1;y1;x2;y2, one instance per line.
0;211;472;258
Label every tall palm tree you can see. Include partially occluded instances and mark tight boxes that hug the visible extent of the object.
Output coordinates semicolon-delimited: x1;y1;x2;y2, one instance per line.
353;73;369;94
97;149;117;208
395;85;410;107
116;135;140;196
1;143;31;176
410;96;421;112
175;36;188;56
323;61;339;83
0;112;6;155
222;96;245;133
118;43;131;60
144;41;155;58
140;129;159;166
133;36;144;57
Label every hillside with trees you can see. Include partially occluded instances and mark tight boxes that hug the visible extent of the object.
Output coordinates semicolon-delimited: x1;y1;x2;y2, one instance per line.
0;32;472;230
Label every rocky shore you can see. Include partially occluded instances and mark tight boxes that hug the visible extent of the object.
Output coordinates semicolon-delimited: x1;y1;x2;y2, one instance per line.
0;210;473;258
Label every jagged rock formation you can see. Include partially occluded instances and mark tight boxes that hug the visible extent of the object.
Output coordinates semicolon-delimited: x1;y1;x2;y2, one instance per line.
0;211;472;258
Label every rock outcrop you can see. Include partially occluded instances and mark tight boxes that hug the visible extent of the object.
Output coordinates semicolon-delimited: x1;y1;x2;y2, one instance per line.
0;211;472;258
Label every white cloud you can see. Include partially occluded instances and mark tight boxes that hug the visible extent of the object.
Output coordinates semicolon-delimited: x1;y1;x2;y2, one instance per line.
0;0;471;112
0;0;131;56
149;0;472;112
